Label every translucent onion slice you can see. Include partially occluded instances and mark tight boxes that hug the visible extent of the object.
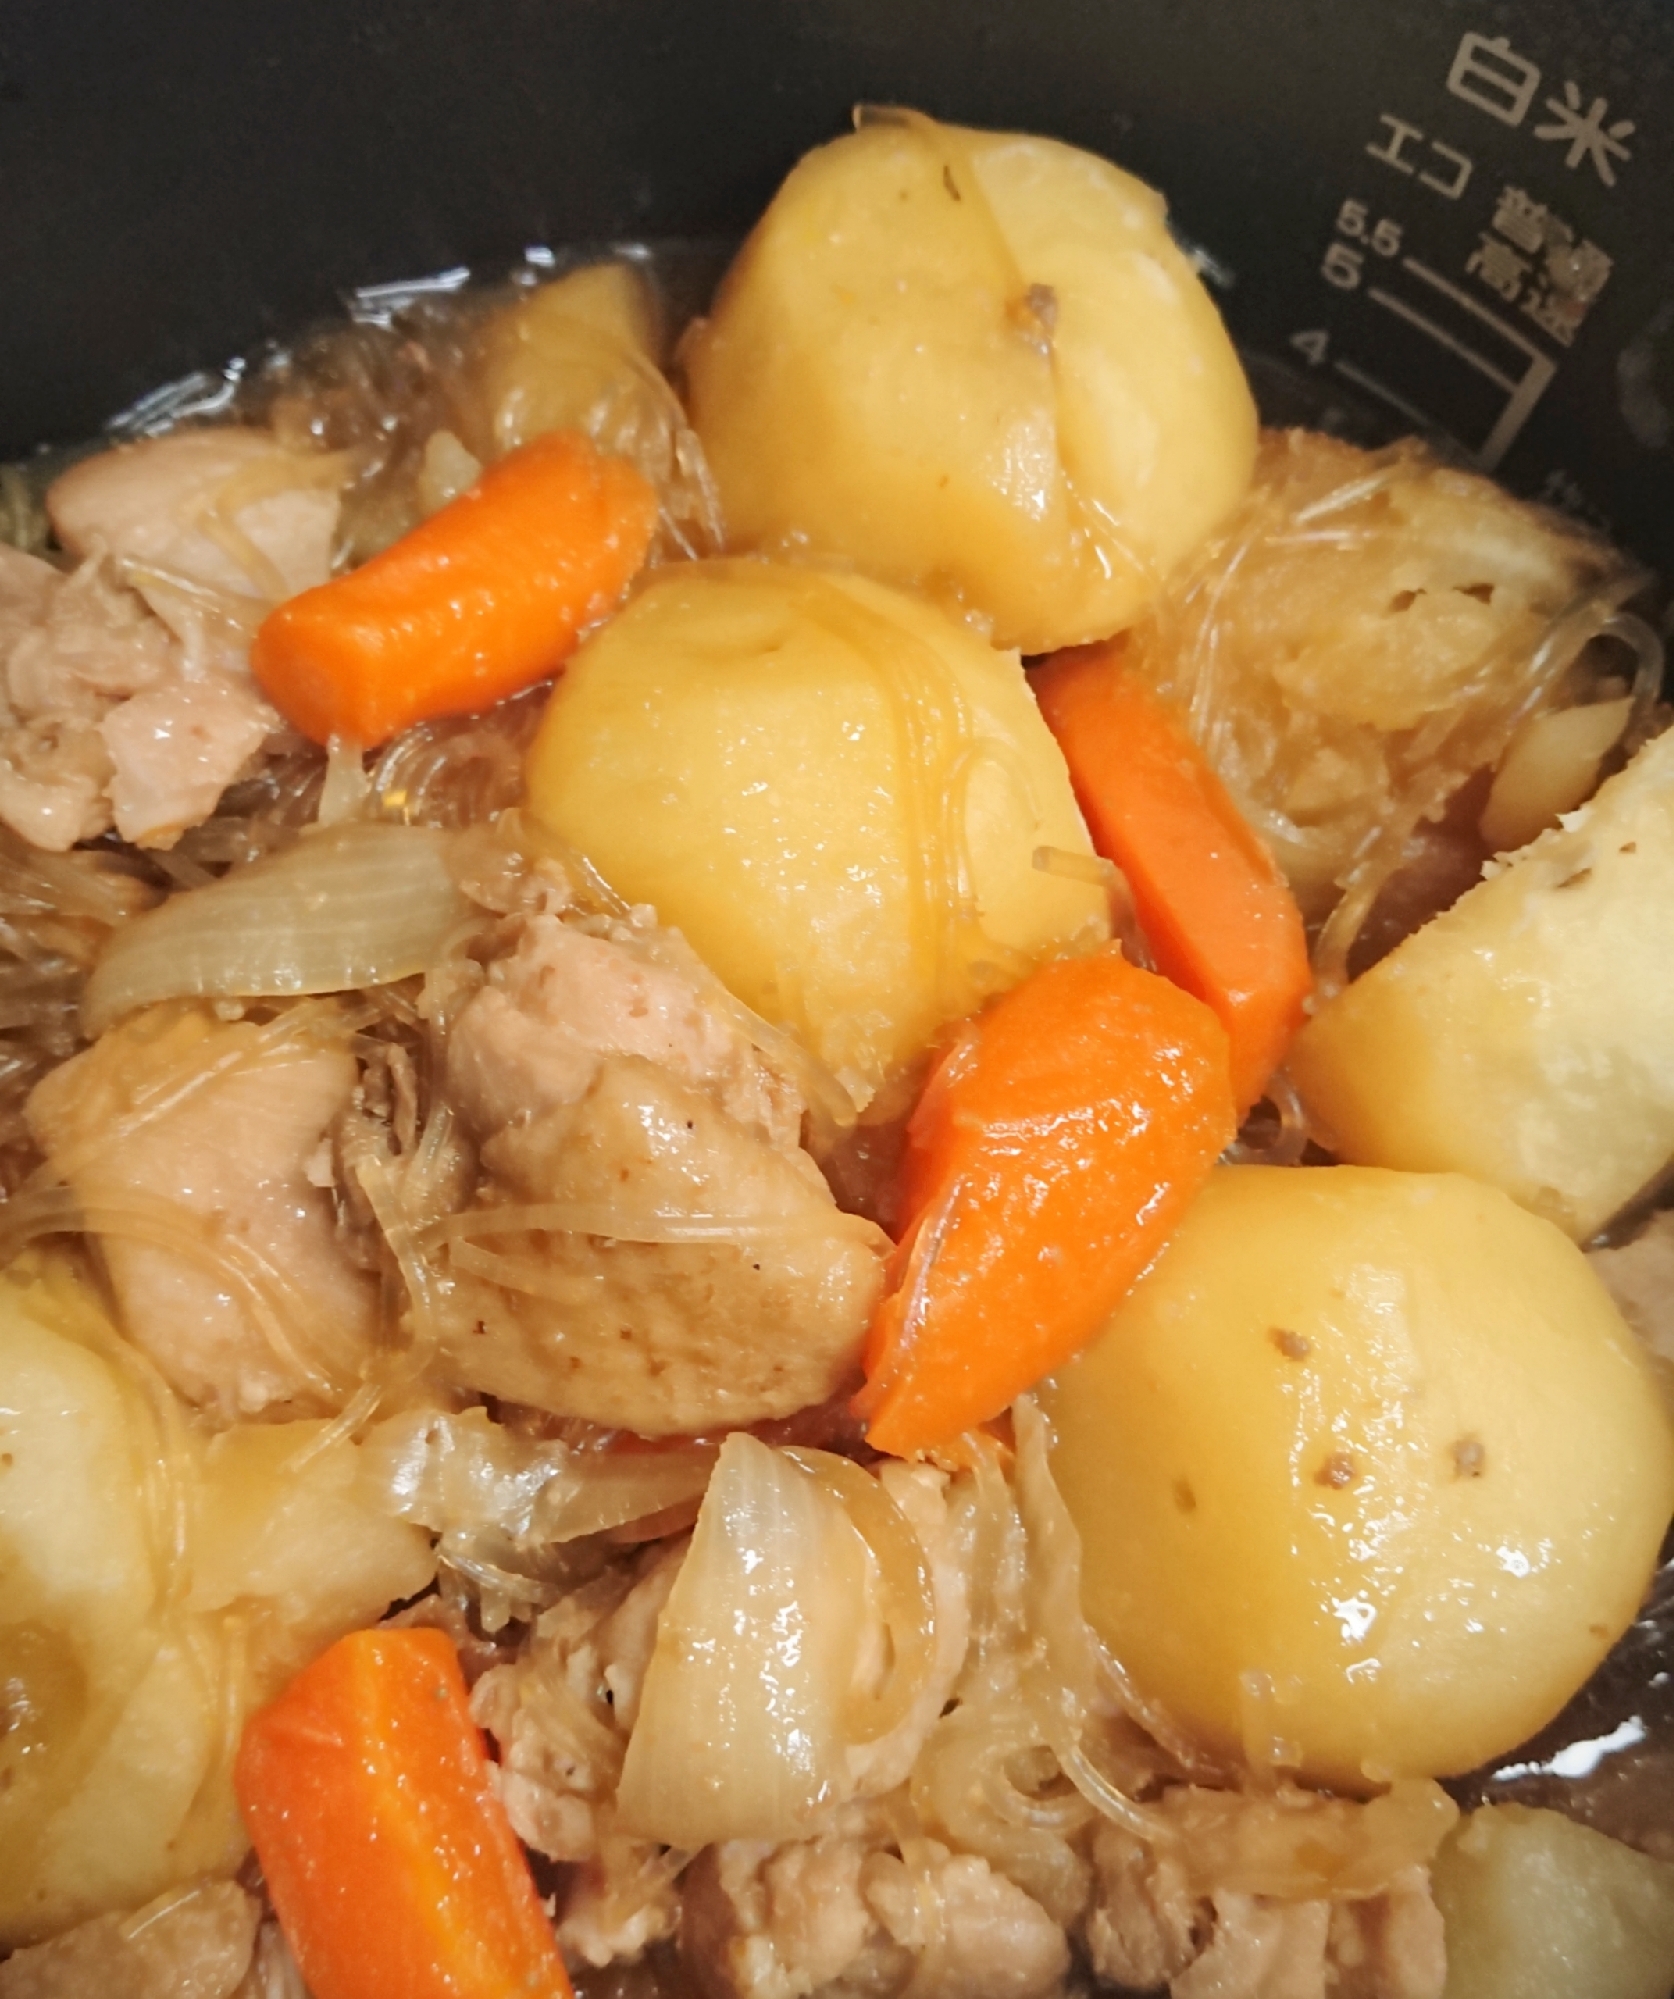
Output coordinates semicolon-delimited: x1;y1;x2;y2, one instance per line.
786;1446;936;1748
361;1405;717;1546
615;1432;869;1848
82;824;474;1036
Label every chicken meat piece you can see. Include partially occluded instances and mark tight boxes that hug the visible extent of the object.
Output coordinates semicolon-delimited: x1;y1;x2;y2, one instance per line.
0;545;172;849
474;1543;687;1969
1082;1821;1447;1998
1325;1868;1447;1999
559;1841;687;1974
0;537;279;852
474;1542;685;1866
862;1847;1071;1999
683;1821;1070;1999
439;1054;887;1433
439;906;884;1434
446;909;804;1149
0;712;112;853
1171;1893;1333;1999
99;677;273;847
1080;1820;1205;1992
0;1881;259;1999
48;427;341;611
681;1825;900;1999
27;1004;377;1415
0;544;174;713
0;427;347;853
1085;1866;1449;1999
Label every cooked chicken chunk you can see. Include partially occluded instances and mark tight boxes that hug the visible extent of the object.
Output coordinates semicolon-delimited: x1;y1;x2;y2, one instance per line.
1165;1879;1446;1999
441;1054;886;1433
0;544;174;711
27;1005;376;1415
1074;1790;1451;1999
0;429;345;853
1172;1894;1333;1999
437;904;884;1434
0;545;183;849
681;1827;899;1999
48;428;340;610
1076;1846;1446;1999
473;1543;687;1968
475;1542;685;1866
1326;1869;1448;1999
682;1823;1070;1999
0;1881;259;1999
98;677;273;846
1081;1821;1204;1991
865;1847;1071;1999
447;909;803;1148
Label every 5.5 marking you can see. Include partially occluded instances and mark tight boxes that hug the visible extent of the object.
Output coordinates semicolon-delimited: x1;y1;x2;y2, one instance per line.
1321;200;1406;290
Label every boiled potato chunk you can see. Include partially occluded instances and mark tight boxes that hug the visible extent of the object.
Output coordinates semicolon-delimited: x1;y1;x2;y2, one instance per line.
1478;696;1633;856
0;1255;432;1947
462;263;718;554
466;262;663;461
1433;1805;1674;1999
1040;1167;1674;1791
525;560;1109;1103
684;115;1255;652
1291;727;1674;1240
0;1266;158;1941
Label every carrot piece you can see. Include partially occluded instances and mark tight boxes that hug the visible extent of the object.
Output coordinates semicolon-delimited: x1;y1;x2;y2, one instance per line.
251;430;657;747
858;946;1235;1458
234;1626;571;1999
1032;643;1312;1110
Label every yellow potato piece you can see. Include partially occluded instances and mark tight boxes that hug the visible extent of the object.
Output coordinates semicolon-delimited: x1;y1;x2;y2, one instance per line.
684;114;1255;652
0;1255;432;1947
1478;695;1632;856
1040;1166;1674;1791
465;261;664;461
1433;1805;1674;1999
1291;726;1674;1240
525;559;1109;1105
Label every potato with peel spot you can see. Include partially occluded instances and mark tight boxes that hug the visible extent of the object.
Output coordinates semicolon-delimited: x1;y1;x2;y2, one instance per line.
683;114;1255;652
1040;1166;1674;1793
1433;1805;1674;1999
1290;726;1674;1241
525;559;1109;1105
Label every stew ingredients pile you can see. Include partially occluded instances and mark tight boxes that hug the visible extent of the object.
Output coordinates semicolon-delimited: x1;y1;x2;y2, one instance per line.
2;112;1673;1999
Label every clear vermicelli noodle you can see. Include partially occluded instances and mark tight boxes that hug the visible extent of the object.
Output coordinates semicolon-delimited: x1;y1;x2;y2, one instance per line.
1119;432;1666;992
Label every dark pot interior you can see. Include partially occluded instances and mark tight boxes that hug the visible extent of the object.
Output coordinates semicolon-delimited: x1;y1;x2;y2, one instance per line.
2;0;1671;590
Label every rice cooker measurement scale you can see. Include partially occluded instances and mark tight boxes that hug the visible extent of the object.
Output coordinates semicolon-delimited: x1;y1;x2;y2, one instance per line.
1288;25;1645;530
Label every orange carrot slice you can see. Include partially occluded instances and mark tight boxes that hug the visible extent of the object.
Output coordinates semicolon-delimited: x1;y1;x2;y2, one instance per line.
251;430;657;747
859;946;1235;1457
1033;643;1311;1110
234;1626;571;1999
